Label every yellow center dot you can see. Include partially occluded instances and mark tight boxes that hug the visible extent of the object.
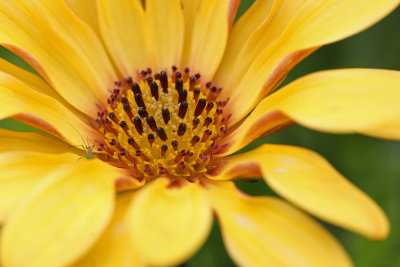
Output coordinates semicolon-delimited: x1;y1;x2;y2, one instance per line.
95;67;228;182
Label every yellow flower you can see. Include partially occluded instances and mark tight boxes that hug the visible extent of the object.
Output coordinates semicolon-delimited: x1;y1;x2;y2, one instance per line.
0;0;399;266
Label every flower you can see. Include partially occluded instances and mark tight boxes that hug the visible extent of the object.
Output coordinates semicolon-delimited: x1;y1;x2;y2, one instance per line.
0;0;399;266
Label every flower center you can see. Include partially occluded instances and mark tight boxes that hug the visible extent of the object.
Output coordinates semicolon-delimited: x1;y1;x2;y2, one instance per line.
95;67;227;182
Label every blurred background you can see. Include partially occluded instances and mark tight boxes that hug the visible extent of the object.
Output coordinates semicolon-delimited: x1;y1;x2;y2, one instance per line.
0;1;399;266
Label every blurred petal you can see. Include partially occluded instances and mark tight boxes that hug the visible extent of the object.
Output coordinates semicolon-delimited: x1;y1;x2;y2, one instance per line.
0;152;77;222
0;129;80;154
98;0;151;77
182;0;238;80
1;158;120;267
209;144;389;240
219;69;400;155
207;181;352;267
75;192;143;267
65;0;100;35
362;121;400;140
0;71;99;145
128;179;212;266
221;0;400;125
146;0;184;71
0;0;117;117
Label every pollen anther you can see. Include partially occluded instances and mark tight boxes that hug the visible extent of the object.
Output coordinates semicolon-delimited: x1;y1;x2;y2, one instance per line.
97;67;228;182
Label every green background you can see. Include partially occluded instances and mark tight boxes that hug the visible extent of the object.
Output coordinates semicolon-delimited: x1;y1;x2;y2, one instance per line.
1;1;399;266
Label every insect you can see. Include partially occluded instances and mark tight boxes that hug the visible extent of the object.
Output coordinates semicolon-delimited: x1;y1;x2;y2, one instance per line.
68;126;96;160
78;135;95;160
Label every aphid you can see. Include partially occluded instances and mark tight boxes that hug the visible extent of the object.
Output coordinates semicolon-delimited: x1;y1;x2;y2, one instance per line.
68;124;96;160
83;134;97;160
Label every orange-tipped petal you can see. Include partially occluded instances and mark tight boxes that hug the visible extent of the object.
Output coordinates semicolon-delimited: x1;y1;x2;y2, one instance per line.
1;158;120;267
219;69;400;155
0;129;80;154
0;70;99;145
0;0;117;117
127;179;212;266
206;181;353;267
219;0;400;126
209;144;389;240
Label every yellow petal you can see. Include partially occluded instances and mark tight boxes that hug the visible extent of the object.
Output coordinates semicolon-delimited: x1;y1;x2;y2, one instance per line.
98;0;151;77
362;121;400;140
0;128;80;154
0;152;77;222
1;158;119;267
128;179;212;266
0;70;100;145
206;181;352;267
209;144;389;240
0;57;89;124
75;192;144;267
220;69;400;155
180;0;202;69
0;57;59;101
182;0;233;80
66;0;100;35
146;0;184;71
0;0;117;117
214;0;275;89
220;0;400;126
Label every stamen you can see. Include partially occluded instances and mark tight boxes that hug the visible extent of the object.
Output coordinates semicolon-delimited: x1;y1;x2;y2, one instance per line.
191;135;200;146
162;108;170;124
135;93;146;108
146;115;157;131
206;102;214;113
121;97;129;104
178;123;186;136
98;67;228;182
138;107;148;118
156;127;168;141
146;77;153;87
160;71;168;93
171;140;178;150
193;118;200;129
123;103;133;119
132;82;141;95
175;79;183;92
133;117;143;135
161;144;168;157
108;112;118;124
178;101;188;119
189;76;196;91
202;129;212;142
128;137;140;150
178;89;187;103
119;121;129;135
204;117;212;127
148;134;155;146
193;88;200;102
194;98;207;117
150;81;159;101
